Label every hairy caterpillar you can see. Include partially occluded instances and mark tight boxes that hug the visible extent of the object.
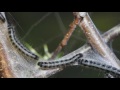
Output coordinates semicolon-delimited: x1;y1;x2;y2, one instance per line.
8;25;39;60
78;59;120;77
38;53;83;69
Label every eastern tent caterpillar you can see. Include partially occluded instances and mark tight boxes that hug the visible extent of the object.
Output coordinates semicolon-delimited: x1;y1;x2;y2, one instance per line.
78;59;120;77
8;25;39;60
38;53;83;69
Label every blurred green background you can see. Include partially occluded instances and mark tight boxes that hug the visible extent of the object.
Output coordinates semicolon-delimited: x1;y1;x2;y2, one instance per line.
9;12;120;78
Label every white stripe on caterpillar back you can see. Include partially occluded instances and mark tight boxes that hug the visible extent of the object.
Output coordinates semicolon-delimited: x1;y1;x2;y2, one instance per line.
78;59;120;76
8;25;39;60
38;53;83;70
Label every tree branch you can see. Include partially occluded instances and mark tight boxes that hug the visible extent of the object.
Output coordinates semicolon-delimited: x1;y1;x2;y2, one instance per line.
0;12;120;78
50;16;80;59
74;12;120;68
46;24;120;77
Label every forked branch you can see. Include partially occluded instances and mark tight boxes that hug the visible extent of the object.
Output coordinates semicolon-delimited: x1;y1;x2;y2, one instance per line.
74;12;120;68
0;12;120;78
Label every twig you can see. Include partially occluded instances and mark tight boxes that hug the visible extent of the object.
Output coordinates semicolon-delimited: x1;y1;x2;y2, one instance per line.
0;12;120;78
103;24;120;43
74;12;120;69
50;15;81;59
47;24;120;77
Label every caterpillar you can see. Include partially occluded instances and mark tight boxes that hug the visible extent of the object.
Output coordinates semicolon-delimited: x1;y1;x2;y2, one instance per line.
38;53;83;70
7;24;39;60
38;52;120;78
78;59;120;77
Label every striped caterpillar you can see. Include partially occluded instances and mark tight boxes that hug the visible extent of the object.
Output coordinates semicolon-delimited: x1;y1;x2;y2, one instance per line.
38;53;83;70
3;12;120;78
7;24;39;60
38;51;120;77
3;12;39;60
78;59;120;77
